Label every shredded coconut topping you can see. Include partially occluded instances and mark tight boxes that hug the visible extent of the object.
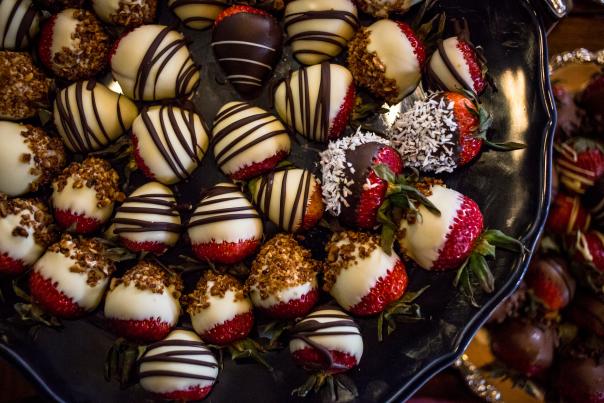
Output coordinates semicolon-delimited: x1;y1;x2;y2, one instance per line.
319;128;390;216
388;93;459;174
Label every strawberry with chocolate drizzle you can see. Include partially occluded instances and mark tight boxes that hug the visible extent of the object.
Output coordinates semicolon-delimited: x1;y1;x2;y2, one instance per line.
249;166;324;233
546;192;591;235
51;157;124;234
38;8;110;80
324;231;408;316
211;102;291;181
273;62;355;142
555;137;604;195
397;184;524;305
187;182;262;264
29;234;115;318
104;260;183;342
0;196;57;276
187;271;254;345
246;234;320;319
389;91;524;174
113;182;182;254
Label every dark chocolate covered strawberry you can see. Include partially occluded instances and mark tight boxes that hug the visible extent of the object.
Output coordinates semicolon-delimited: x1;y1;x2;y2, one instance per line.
249;166;324;233
273;62;355;142
188;182;262;264
526;256;575;311
246;233;320;319
555;137;604;195
211;101;291;180
324;231;407;316
187;271;254;345
29;234;115;318
138;329;219;401
211;5;283;98
389;91;524;173
51;157;124;234
546;192;591;235
38;8;110;80
556;353;604;403
568;293;604;337
104;260;183;342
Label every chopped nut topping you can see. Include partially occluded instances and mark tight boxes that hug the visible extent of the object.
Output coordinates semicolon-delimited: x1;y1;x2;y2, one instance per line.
113;260;183;297
323;231;379;291
0;195;57;246
187;271;246;315
246;234;321;300
111;0;157;27
18;126;67;192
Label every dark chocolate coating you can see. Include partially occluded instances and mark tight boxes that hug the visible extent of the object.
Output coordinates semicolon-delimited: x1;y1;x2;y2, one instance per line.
526;256;575;310
569;293;604;337
556;355;604;403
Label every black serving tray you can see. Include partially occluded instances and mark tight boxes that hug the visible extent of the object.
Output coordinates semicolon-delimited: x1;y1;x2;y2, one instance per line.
0;0;555;401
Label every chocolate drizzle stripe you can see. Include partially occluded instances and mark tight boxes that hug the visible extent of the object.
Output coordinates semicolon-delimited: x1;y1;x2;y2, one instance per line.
3;0;22;48
191;206;252;216
115;207;180;216
138;370;216;381
146;339;208;349
187;213;259;227
169;0;225;9
196;196;242;207
197;184;239;200
139;356;217;366
218;129;288;167
436;40;473;92
7;0;37;48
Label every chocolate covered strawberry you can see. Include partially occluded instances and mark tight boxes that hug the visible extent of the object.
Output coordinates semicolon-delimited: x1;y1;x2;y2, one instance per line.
555;137;604;195
246;234;320;319
348;19;424;104
556;352;604;403
324;231;407;316
249;166;324;233
273;62;355;142
187;182;262;264
212;102;291;180
138;329;219;401
38;8;110;80
397;184;524;304
427;36;488;96
29;234;115;318
526;256;575;311
187;271;254;345
113;182;181;254
320;130;404;229
169;0;227;30
131;105;210;185
584;175;604;229
573;230;604;273
546;192;591;235
389;91;524;173
568;293;604;337
104;260;183;342
51;157;124;234
0;196;57;276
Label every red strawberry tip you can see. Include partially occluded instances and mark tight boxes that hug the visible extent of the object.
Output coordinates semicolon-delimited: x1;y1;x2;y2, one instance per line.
192;238;260;265
156;385;213;401
291;347;358;373
38;15;57;68
131;133;156;180
120;238;170;254
258;288;319;320
229;150;289;181
328;84;355;140
0;253;27;276
107;317;173;342
395;21;426;66
199;311;254;345
29;270;85;318
54;208;103;234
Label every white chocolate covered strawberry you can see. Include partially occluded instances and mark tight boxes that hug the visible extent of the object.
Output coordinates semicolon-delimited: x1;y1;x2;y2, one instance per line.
92;0;157;27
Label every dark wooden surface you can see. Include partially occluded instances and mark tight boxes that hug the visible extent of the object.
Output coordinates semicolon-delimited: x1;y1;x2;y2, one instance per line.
2;1;604;402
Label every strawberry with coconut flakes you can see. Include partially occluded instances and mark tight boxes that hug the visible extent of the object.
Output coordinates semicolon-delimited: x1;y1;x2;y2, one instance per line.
187;183;262;264
187;271;253;345
324;231;407;316
347;19;424;104
211;5;282;98
29;234;115;318
169;0;227;30
555;137;604;195
389;92;524;174
138;329;219;401
51;157;124;234
273;62;355;142
92;0;157;27
546;192;591;235
427;36;488;97
104;260;183;342
113;182;181;254
38;9;110;80
212;102;291;181
320;130;403;229
246;234;320;319
110;25;200;101
0;196;57;276
0;121;66;197
131;105;209;185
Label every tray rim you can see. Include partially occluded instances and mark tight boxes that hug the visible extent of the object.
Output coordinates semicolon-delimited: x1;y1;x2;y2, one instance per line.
0;0;556;401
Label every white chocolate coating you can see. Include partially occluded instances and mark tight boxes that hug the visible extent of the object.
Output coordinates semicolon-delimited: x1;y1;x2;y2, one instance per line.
274;63;353;142
0;121;38;196
0;0;40;50
188;182;262;244
51;176;113;221
190;285;252;335
132;105;209;185
139;329;218;394
289;308;363;361
34;248;110;311
329;239;400;310
54;80;138;153
284;0;358;65
104;282;181;323
111;25;200;101
168;0;227;30
250;280;316;309
92;0;142;23
0;207;45;265
398;185;463;270
212;102;290;177
366;19;421;102
113;181;181;246
50;9;79;58
429;37;474;93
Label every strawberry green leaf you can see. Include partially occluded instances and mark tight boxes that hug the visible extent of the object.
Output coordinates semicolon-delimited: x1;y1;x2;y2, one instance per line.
373;164;397;183
483;139;526;151
230;338;272;371
377;286;430;341
470;254;495;293
481;229;526;252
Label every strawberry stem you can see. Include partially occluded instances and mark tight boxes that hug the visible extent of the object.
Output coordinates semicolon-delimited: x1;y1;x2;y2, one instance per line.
104;338;141;388
377;286;429;341
229;338;272;371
